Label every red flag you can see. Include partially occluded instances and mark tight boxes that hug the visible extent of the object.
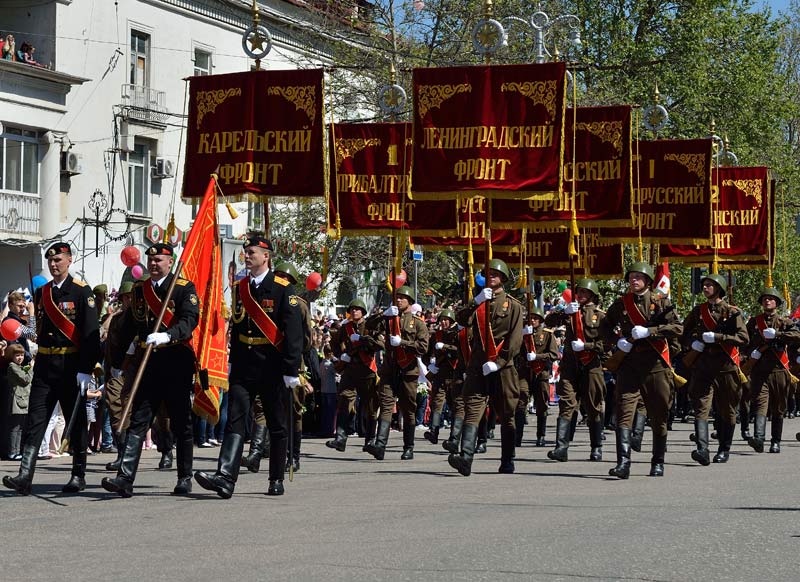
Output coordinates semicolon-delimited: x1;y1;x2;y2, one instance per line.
654;261;670;298
180;175;228;424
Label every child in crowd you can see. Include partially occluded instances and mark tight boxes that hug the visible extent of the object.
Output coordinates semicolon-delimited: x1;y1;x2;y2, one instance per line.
6;344;32;461
86;365;104;453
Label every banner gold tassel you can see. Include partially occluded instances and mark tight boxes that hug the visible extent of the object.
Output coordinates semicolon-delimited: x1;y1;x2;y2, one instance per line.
784;281;791;313
322;245;329;283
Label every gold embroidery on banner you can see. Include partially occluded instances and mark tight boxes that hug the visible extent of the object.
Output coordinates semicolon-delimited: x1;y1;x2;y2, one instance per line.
334;138;381;170
267;85;317;124
664;153;707;183
417;84;472;119
575;121;624;156
196;88;242;129
723;179;763;207
500;81;558;118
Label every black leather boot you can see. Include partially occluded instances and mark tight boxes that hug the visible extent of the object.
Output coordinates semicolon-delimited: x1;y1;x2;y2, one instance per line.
62;450;87;493
769;416;783;453
267;480;284;495
568;411;578;442
159;449;174;470
365;419;390;460
326;413;350;452
286;429;301;472
514;409;526;447
106;430;126;472
362;416;376;452
691;419;711;466
424;412;441;444
2;444;38;495
630;411;646;453
400;424;415;460
589;419;604;461
536;414;546;447
547;417;571;462
195;433;244;499
649;432;667;477
608;428;631;479
476;417;488;454
713;421;731;463
241;424;267;473
448;424;478;476
442;417;463;453
749;415;766;453
101;433;144;498
498;426;516;474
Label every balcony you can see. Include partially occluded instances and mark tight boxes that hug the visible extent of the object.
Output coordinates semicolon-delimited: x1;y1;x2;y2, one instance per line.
120;84;168;126
0;191;40;238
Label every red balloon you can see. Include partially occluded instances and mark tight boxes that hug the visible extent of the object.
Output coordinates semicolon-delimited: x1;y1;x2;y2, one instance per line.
306;272;322;291
394;269;407;288
1;319;22;342
561;288;573;302
121;246;141;267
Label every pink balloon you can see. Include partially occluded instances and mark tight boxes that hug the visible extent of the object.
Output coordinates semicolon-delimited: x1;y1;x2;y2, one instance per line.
1;318;22;341
131;265;144;279
120;246;141;267
306;272;322;291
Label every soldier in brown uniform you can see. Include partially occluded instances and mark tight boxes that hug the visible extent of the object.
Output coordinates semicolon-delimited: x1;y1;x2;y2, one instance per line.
681;274;747;465
441;318;471;454
601;262;682;478
424;309;458;445
545;279;606;461
745;287;800;453
449;259;523;476
365;286;429;460
522;307;558;447
327;298;383;452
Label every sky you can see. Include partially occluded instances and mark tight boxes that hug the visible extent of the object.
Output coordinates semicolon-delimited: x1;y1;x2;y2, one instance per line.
758;0;792;15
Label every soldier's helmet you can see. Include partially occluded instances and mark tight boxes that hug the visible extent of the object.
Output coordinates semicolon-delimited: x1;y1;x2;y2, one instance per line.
758;286;783;307
701;273;728;298
348;299;368;313
530;306;545;321
396;285;416;303
484;258;511;281
625;261;655;282
438;309;456;323
274;261;300;285
576;278;600;300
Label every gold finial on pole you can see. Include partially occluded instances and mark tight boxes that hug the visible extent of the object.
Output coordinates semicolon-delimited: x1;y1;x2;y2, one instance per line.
252;0;262;70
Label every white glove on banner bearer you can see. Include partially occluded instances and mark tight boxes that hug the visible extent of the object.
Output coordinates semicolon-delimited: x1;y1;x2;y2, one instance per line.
564;302;580;315
702;331;716;344
475;288;493;305
527;352;537;362
146;332;171;346
340;353;351;363
522;325;533;336
691;340;705;352
763;327;777;340
631;325;651;340
389;335;402;347
616;338;633;353
383;306;398;317
435;342;444;350
571;339;585;352
349;333;360;342
750;349;762;360
482;361;499;376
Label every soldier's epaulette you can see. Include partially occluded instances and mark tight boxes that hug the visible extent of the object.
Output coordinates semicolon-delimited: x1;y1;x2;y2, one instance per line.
594;308;605;315
291;294;308;306
542;327;556;334
275;275;290;287
507;294;523;306
72;279;87;287
175;278;190;286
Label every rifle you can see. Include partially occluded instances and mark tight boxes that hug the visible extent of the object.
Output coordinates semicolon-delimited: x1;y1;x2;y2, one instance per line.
605;305;675;374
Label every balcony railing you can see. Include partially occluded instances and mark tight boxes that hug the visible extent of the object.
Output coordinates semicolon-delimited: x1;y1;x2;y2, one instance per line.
121;84;168;124
0;191;40;237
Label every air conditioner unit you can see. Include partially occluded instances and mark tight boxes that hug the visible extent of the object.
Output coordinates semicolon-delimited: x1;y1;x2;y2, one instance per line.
61;151;83;175
152;157;174;178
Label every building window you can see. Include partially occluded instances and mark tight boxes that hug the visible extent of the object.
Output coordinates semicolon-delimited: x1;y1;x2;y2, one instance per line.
0;128;39;195
127;143;149;216
130;30;150;86
194;48;212;76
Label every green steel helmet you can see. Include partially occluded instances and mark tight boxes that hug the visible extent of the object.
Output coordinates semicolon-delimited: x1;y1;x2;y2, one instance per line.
758;286;783;307
485;258;510;281
625;261;655;282
348;299;368;313
530;306;545;320
438;309;456;323
702;274;728;298
274;261;300;284
119;282;134;295
395;285;415;302
576;278;600;298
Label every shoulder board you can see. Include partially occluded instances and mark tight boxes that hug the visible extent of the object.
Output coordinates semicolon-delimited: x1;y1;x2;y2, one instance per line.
291;295;308;306
542;327;555;334
274;275;290;287
507;295;522;306
175;278;190;286
593;308;605;314
72;279;87;287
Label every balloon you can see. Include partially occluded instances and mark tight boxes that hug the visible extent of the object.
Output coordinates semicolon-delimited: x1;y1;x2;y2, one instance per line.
121;246;141;267
556;280;568;293
131;265;144;279
561;288;572;302
31;275;47;291
1;319;22;341
394;269;407;288
475;272;486;287
306;272;322;291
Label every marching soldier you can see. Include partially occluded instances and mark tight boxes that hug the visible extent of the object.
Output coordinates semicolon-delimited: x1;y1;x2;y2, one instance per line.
327;299;383;452
681;274;747;465
101;243;199;497
441;315;471;454
194;236;303;498
522;307;558;447
365;286;429;460
601;262;682;478
424;309;458;445
103;281;133;472
745;287;800;453
545;279;606;461
449;259;523;475
3;242;100;495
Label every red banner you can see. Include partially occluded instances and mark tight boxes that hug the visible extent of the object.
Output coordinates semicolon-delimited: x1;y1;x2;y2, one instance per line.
600;139;713;244
184;69;324;200
327;123;456;236
411;63;566;200
471;226;573;268
413;195;518;250
660;167;773;266
530;232;624;280
492;105;633;228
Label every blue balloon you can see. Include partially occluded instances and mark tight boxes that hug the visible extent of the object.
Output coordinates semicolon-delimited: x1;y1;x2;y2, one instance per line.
31;275;47;291
475;272;486;287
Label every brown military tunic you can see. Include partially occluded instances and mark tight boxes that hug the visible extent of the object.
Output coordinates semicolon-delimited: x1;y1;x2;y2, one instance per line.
426;326;461;419
332;316;384;421
519;324;558;430
745;311;800;418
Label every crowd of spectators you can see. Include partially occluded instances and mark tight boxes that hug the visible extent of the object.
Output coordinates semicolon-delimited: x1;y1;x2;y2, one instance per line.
1;32;48;68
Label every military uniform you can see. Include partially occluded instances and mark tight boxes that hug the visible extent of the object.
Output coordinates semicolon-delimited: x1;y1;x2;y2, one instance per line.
423;311;458;445
520;318;558;447
440;324;470;454
3;242;100;495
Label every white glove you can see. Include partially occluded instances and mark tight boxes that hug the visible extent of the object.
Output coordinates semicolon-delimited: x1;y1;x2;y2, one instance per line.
110;367;123;380
475;288;493;305
482;361;499;376
389;335;402;347
571;339;585;352
702;331;716;344
750;349;762;360
691;340;705;352
428;364;439;374
631;325;651;340
76;372;94;396
146;332;171;346
340;353;351;363
617;338;633;353
763;327;777;340
564;301;580;315
435;342;444;350
522;325;534;336
349;333;361;342
283;375;301;389
383;306;398;317
526;352;537;362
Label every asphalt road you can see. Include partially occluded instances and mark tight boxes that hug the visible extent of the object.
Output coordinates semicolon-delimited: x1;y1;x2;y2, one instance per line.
1;417;799;582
